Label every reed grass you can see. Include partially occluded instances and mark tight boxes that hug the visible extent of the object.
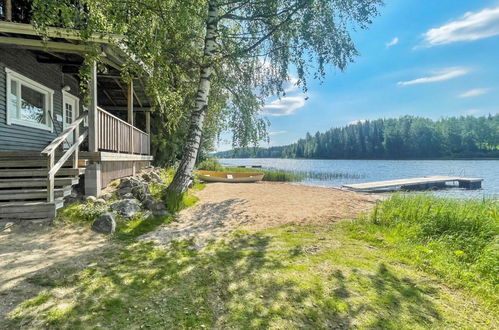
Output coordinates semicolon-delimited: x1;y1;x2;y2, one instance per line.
348;194;499;307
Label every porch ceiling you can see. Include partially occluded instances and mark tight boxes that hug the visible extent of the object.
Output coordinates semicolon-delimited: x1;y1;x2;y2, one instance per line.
0;21;152;112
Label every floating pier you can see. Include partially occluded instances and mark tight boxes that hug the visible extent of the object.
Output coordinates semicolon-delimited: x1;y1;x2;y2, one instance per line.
342;176;483;192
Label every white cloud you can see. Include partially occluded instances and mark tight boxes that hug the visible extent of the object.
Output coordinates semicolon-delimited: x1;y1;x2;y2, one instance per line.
262;96;306;116
268;130;287;136
284;76;299;93
423;7;499;46
348;119;367;125
386;37;399;47
458;88;490;98
464;109;482;115
397;67;469;86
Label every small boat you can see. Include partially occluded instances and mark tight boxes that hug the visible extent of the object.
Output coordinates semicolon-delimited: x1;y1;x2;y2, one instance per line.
197;170;264;183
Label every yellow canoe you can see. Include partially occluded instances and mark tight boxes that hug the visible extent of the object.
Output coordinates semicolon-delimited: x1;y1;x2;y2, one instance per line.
197;170;264;183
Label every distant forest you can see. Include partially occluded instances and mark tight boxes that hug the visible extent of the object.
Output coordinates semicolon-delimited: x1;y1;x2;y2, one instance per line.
215;114;499;159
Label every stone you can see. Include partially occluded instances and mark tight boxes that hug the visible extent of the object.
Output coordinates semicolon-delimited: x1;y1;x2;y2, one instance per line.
95;198;106;205
150;171;163;183
86;196;97;203
110;199;141;217
142;196;171;217
116;186;132;196
122;193;135;199
141;173;152;182
102;193;113;201
91;213;116;234
132;184;149;201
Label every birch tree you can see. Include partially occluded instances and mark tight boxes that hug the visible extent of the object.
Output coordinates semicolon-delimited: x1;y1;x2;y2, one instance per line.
167;0;383;196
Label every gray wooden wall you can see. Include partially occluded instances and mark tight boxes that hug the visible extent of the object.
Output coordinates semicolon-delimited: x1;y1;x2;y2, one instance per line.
0;47;81;151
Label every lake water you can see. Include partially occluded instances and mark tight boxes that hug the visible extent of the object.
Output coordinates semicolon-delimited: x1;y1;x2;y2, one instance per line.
220;158;499;199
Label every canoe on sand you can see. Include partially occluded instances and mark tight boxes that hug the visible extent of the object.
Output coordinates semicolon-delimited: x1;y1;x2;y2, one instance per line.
197;170;264;183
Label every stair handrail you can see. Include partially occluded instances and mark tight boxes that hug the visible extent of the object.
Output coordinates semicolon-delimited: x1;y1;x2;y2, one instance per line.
41;111;89;202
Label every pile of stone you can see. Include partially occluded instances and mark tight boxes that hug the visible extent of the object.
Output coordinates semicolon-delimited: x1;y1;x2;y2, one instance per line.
91;167;170;235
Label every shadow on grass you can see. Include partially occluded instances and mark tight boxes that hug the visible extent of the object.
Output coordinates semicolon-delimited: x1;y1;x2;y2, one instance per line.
4;231;443;329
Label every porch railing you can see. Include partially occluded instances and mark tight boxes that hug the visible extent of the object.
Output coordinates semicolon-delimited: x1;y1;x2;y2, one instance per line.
97;107;150;155
41;111;88;202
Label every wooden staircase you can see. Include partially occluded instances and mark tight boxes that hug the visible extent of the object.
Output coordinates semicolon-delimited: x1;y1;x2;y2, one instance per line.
0;112;89;223
0;153;86;221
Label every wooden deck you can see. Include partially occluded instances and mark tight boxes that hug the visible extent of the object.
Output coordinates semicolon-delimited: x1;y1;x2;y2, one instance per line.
342;176;483;192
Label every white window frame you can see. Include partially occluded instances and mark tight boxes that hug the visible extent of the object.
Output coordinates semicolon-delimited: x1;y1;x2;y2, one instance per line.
5;68;54;132
62;90;80;126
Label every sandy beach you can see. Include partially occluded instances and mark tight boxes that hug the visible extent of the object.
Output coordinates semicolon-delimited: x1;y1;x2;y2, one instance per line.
141;182;378;248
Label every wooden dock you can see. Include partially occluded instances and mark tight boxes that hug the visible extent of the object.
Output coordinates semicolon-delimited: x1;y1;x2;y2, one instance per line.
342;176;483;192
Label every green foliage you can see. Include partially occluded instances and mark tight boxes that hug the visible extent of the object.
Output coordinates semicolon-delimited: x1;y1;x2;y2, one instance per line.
57;202;108;223
348;195;499;306
217;114;499;159
197;158;224;171
224;167;303;182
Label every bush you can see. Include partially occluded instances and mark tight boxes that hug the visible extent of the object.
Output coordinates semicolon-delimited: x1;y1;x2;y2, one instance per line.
197;158;223;171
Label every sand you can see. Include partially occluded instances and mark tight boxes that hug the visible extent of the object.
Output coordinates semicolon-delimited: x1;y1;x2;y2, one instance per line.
140;182;378;248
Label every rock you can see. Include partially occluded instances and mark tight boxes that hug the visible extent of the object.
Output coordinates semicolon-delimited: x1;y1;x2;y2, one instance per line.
91;213;116;234
86;196;97;203
150;171;163;183
141;173;152;182
142;196;171;217
122;193;135;199
101;193;113;201
95;198;106;205
110;199;141;217
132;184;149;201
116;186;132;196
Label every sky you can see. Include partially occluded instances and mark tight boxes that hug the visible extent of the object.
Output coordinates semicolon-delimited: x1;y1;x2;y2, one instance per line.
217;0;499;151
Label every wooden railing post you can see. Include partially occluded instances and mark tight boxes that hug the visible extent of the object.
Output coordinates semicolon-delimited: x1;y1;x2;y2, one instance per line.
88;61;98;152
47;153;55;202
73;119;79;168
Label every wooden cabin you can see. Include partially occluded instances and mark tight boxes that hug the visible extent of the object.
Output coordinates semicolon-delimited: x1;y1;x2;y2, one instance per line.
0;10;153;221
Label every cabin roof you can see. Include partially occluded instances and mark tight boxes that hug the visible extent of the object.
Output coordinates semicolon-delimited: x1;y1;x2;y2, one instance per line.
0;21;151;112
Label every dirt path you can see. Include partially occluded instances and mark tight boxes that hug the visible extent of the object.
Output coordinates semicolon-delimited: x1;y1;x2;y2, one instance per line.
0;225;108;324
140;182;378;248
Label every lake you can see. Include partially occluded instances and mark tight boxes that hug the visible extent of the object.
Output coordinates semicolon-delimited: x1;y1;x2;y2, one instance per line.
220;158;499;199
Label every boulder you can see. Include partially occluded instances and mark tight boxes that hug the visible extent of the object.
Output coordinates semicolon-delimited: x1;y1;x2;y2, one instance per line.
132;184;150;201
91;213;116;234
85;196;97;203
95;198;106;205
150;171;163;183
110;199;141;217
141;173;152;182
122;192;135;199
142;196;171;217
116;186;132;196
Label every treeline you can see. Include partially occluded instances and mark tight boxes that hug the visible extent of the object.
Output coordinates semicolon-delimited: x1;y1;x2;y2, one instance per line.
216;114;499;159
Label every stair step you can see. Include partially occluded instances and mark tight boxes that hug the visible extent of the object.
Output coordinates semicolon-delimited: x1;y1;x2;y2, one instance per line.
0;200;62;219
0;168;85;178
0;187;71;201
0;159;87;168
0;177;79;188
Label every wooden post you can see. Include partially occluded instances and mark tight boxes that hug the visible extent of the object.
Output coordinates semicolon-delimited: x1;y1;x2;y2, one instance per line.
127;80;134;125
47;153;54;202
88;61;98;152
145;111;151;134
5;0;12;21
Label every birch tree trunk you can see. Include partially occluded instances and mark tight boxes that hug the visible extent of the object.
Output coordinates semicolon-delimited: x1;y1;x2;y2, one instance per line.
167;1;218;195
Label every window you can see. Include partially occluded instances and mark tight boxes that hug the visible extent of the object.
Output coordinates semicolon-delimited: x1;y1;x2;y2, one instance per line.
6;68;54;131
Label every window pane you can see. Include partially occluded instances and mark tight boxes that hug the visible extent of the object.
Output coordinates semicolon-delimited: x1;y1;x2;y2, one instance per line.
20;84;46;124
8;80;18;118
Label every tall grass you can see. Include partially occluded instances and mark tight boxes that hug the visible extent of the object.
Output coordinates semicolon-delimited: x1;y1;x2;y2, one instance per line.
197;158;302;182
349;194;499;306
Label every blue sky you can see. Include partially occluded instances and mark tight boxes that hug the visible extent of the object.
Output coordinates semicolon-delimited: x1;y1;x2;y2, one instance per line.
217;0;499;150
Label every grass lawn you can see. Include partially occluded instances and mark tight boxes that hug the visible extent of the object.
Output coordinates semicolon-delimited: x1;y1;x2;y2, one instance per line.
4;219;497;329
